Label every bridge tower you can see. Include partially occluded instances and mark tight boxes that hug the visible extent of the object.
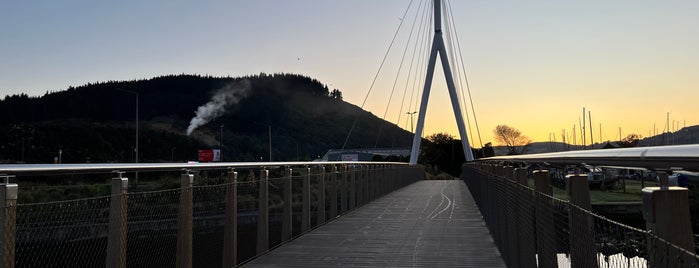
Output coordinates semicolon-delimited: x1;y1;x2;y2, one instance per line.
409;0;474;164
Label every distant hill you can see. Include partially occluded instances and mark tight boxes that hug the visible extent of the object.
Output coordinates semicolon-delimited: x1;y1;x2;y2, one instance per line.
0;74;413;163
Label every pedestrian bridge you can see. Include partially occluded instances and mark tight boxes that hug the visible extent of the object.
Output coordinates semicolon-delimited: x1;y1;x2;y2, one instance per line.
2;146;699;267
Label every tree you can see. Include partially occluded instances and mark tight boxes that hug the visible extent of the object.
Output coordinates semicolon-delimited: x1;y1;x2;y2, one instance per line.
617;133;643;148
329;89;343;100
419;132;465;177
493;125;532;155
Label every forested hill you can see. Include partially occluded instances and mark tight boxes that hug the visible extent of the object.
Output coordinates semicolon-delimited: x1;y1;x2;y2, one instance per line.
0;74;412;163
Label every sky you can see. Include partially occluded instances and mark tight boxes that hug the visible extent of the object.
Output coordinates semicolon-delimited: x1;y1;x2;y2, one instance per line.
1;0;698;146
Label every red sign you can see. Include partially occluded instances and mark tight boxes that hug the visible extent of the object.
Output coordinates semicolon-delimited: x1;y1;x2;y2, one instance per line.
198;149;220;162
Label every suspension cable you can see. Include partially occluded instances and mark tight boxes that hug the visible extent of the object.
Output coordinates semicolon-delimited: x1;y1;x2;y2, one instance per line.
443;0;475;147
447;0;483;148
374;0;424;148
341;0;415;150
395;0;428;126
402;0;431;131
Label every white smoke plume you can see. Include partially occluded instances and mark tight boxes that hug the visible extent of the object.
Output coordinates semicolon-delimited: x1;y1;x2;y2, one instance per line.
186;80;250;135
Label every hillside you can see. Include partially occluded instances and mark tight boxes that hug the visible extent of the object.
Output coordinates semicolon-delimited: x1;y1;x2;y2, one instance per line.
0;74;413;163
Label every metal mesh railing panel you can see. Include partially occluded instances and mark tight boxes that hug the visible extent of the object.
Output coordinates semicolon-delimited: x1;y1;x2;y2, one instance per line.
125;188;181;268
192;183;228;268
462;164;699;268
268;175;285;248
290;172;304;238
15;197;110;267
3;164;421;267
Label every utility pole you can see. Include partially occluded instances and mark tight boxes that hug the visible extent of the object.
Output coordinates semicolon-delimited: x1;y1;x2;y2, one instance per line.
410;0;474;164
268;125;272;162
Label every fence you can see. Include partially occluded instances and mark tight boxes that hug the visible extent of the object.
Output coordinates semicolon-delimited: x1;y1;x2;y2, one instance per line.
0;162;424;267
463;163;699;268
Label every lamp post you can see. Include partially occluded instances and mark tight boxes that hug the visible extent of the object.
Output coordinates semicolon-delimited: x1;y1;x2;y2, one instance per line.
220;125;224;162
115;88;138;163
406;111;417;132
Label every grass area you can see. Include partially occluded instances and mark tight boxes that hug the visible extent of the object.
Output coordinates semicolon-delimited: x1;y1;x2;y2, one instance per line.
527;178;653;204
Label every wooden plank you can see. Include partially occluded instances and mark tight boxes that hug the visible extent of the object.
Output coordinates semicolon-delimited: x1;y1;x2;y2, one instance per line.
242;180;505;267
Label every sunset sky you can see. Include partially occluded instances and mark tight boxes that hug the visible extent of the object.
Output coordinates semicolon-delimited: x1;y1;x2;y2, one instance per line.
1;1;697;146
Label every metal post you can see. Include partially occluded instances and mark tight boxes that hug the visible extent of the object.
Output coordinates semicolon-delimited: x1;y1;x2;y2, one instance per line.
256;168;269;254
222;170;238;268
375;165;380;199
301;167;311;233
282;168;292;242
317;165;326;225
515;168;536;268
533;170;556;268
329;166;338;219
567;175;596;268
495;166;508;262
349;165;356;210
0;176;18;268
643;172;695;267
369;165;375;200
504;166;518;268
177;172;194;268
106;173;128;268
358;165;365;205
340;165;348;214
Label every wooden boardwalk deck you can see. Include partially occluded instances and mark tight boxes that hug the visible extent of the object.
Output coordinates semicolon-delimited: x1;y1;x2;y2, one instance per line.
243;180;505;267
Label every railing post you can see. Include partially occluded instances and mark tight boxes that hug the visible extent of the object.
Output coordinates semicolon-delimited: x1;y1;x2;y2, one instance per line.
222;169;238;268
329;165;338;219
256;168;269;254
643;171;695;267
301;167;311;233
492;165;505;255
106;173;128;268
349;165;356;210
177;172;194;268
503;166;519;268
0;176;18;268
282;167;293;242
365;165;371;202
317;165;326;225
514;168;536;268
533;170;556;268
371;165;377;200
340;165;348;214
356;165;366;207
567;174;596;268
379;165;385;195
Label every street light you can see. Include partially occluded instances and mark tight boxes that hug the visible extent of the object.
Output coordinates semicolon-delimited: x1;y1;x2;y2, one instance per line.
220;125;224;162
406;111;417;132
115;88;138;163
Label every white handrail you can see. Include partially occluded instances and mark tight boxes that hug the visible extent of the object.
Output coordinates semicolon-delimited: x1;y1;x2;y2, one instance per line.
479;144;699;171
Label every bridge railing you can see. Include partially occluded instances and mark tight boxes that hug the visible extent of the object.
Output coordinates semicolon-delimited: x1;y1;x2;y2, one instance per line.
464;144;699;268
0;161;424;267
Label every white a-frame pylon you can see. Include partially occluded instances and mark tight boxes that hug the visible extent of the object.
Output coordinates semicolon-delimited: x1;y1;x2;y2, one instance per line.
409;0;474;164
